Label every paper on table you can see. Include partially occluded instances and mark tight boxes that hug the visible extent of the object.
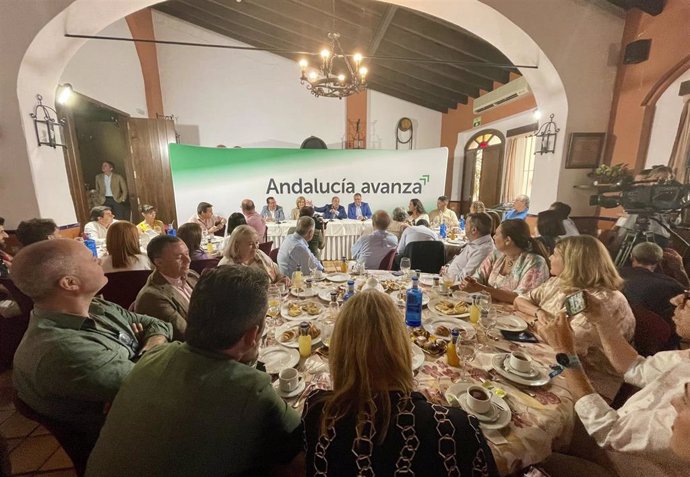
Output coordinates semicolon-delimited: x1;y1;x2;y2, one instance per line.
483;428;508;445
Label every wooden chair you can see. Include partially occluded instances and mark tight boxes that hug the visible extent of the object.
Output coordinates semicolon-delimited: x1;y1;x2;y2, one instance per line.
630;303;673;356
269;247;280;263
98;271;152;309
486;210;501;235
259;240;273;255
190;258;220;274
401;242;445;274
13;394;100;476
0;278;33;370
378;249;397;271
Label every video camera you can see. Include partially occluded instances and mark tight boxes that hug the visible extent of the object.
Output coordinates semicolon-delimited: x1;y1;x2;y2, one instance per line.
589;180;690;213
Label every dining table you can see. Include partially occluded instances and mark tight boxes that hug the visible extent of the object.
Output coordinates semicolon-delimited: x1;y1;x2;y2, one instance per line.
258;270;576;476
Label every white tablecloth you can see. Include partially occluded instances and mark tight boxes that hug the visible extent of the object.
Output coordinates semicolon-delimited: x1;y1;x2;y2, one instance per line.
266;220;373;260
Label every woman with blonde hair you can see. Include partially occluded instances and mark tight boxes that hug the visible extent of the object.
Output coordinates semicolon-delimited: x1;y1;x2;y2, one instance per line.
461;219;550;303
514;235;635;401
101;221;151;273
291;196;307;220
301;290;498;476
470;200;486;214
219;225;288;285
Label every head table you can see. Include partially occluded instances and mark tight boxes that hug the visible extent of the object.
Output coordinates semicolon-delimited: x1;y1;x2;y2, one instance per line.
259;270;575;477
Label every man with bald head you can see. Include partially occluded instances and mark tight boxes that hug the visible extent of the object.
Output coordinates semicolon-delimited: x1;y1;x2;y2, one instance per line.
11;239;172;470
241;199;267;243
351;210;398;269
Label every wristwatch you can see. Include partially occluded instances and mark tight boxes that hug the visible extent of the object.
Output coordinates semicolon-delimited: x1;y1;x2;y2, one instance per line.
549;353;581;379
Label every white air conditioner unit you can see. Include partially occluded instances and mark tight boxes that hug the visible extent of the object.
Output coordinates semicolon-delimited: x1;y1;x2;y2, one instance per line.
472;76;531;114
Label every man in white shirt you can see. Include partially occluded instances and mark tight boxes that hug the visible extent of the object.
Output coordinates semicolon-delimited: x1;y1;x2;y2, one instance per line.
396;219;438;254
351;211;398;269
277;217;323;277
84;206;116;240
445;213;494;280
187;202;226;236
550;201;579;237
541;292;690;477
429;195;459;227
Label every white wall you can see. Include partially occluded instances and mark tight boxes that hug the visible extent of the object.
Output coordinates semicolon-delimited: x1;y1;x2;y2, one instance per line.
153;11;345;148
61;19;147;117
367;90;442;149
645;69;690;168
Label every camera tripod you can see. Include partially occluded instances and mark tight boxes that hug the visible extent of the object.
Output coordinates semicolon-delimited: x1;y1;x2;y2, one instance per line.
614;213;689;268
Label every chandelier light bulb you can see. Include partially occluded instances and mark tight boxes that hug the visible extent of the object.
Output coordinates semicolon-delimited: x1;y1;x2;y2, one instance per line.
338;74;346;82
320;49;331;59
298;59;308;69
308;70;319;82
359;66;368;77
353;53;363;64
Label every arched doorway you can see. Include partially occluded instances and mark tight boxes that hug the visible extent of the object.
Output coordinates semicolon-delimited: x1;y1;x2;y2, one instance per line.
461;130;505;212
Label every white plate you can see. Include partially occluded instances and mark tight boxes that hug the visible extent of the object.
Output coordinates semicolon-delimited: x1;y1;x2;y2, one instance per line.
426;317;476;340
492;353;550;386
290;287;318;298
326;273;350;283
445;382;511;430
495;314;528;332
389;290;430;307
275;322;322;348
418;273;435;286
273;377;306;398
411;344;425;371
428;297;471;318
502;357;539;379
318;287;341;302
280;301;323;321
259;346;299;374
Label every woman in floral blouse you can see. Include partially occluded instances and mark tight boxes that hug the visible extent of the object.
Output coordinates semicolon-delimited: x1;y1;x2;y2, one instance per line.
461;219;550;303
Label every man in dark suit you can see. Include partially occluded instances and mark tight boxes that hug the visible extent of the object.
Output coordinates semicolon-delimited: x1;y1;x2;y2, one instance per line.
135;235;199;341
347;193;372;220
315;196;347;220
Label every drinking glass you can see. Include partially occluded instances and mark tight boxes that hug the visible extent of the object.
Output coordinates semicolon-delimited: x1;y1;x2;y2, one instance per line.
266;288;281;327
400;257;411;278
442;271;455;295
478;292;492;313
308;260;318;277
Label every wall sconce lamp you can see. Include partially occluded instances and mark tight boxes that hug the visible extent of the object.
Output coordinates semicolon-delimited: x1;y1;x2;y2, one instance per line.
533;113;560;155
29;94;67;148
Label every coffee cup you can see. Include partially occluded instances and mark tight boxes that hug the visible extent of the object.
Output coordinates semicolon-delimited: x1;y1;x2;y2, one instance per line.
466;385;491;414
509;351;532;373
278;368;299;393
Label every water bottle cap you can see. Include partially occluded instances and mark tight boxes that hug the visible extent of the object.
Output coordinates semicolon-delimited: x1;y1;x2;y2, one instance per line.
451;328;460;337
347;279;355;285
411;276;418;282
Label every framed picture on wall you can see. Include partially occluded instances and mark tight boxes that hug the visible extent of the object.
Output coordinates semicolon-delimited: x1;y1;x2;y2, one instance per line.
565;133;606;169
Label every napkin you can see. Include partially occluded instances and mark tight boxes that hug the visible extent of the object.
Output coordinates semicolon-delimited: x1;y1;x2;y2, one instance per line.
483;429;508;445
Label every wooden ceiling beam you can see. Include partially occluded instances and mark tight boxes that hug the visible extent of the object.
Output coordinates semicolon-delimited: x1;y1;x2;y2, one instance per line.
366;80;449;112
286;0;382;31
373;64;473;102
367;4;397;56
367;72;462;108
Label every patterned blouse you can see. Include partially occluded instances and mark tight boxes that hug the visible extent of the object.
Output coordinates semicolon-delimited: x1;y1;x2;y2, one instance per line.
520;277;636;401
218;249;284;283
473;250;549;295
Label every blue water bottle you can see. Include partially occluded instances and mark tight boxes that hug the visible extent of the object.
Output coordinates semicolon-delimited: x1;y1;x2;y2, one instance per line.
439;221;447;239
405;276;423;328
84;238;98;257
459;215;465;232
166;228;177;237
342;280;356;303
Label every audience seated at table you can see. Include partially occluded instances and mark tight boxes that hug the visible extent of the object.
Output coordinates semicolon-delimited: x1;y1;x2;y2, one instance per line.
396;219;438;254
550;201;579;237
620;242;684;337
187;201;226;236
445;212;494;281
11;239;171;467
539;293;690;477
136;204;165;235
429;195;459;227
536;209;566;255
290;196;307;220
301;290;498;476
351;210;398;269
387;207;409;240
86;266;302;477
470;200;486;213
100;221;151;273
219;225;289;285
287;207;326;260
177;222;209;261
406;198;429;225
16;218;59;246
503;194;530;221
346;193;372;220
84;206;116;240
277;216;324;278
134;235;199;341
461;219;549;303
241;199;267;242
514;235;635;402
315;196;347;220
261;196;285;222
226;212;247;237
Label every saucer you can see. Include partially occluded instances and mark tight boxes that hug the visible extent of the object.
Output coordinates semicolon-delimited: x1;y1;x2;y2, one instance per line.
446;382;511;430
502;357;539;378
492;354;550;387
273;377;306;398
458;395;499;423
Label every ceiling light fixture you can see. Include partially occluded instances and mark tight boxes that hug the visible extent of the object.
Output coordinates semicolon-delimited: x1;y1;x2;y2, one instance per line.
298;33;367;99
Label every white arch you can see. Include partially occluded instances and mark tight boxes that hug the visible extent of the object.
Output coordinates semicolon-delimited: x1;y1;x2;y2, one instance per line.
17;0;567;223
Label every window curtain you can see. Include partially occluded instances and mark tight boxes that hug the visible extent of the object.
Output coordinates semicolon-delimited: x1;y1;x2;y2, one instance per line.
501;134;532;202
669;98;690;183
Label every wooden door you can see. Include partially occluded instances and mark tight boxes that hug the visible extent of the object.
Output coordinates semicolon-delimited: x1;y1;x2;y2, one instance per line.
477;147;503;208
125;118;178;227
460;150;477;214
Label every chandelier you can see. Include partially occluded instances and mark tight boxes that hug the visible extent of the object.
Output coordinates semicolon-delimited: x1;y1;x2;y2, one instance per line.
298;33;367;99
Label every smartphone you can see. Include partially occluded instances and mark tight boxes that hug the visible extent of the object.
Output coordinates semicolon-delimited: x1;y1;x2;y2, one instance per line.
565;290;587;316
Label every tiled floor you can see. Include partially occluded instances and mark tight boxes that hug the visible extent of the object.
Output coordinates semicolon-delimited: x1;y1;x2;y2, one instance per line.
0;370;77;477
